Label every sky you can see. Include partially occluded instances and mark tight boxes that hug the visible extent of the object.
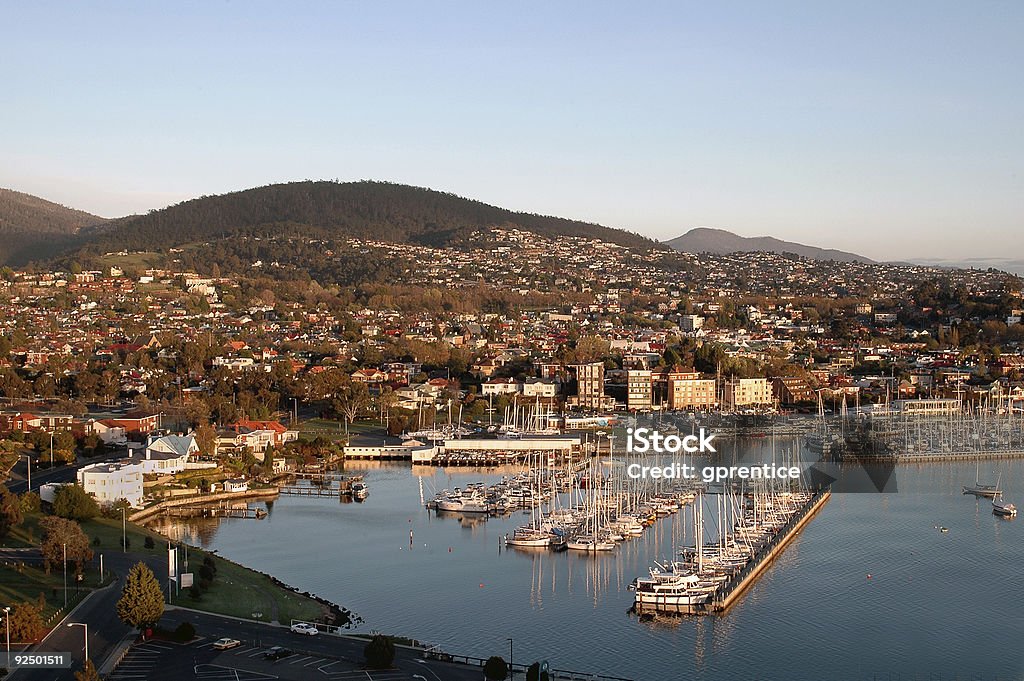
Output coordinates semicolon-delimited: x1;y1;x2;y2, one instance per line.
2;1;1022;261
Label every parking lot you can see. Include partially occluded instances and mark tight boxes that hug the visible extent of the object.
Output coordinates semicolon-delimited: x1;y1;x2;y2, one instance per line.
106;631;461;681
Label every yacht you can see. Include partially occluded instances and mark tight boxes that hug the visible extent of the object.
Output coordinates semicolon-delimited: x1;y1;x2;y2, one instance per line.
566;535;615;552
992;495;1017;517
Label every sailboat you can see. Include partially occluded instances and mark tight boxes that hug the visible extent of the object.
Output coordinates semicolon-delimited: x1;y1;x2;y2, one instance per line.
962;465;1002;497
992;494;1017;517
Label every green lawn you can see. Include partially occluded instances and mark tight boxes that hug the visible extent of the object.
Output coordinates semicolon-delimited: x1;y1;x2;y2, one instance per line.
2;513;169;555
0;555;111;620
169;550;326;624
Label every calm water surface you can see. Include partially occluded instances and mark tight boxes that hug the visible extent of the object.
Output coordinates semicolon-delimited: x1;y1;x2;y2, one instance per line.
151;443;1024;681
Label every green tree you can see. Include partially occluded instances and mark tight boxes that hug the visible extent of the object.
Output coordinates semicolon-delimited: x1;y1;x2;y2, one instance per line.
73;660;100;681
363;634;395;669
484;656;508;681
40;516;93;573
52;485;99;521
0;485;23;540
116;562;165;631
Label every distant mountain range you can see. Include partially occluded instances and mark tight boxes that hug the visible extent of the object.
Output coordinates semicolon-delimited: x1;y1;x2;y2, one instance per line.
664;227;875;264
0;181;659;265
0;188;108;264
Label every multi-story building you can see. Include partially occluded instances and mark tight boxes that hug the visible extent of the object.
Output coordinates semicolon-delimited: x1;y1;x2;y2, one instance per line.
668;372;718;410
772;376;815;405
626;369;653;411
680;315;705;332
723;378;773;409
569;362;606;410
77;461;144;508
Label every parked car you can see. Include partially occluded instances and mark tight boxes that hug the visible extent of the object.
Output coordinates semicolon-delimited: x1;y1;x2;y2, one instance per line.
212;638;242;650
264;646;293;661
290;622;319;636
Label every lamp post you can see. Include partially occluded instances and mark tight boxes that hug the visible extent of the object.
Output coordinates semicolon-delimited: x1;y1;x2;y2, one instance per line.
67;622;88;664
50;431;54;469
507;638;513;680
23;454;31;492
3;606;10;670
121;506;127;553
63;543;67;608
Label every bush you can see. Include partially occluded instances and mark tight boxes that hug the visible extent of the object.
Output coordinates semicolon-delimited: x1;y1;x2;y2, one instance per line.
363;634;395;669
174;622;196;642
484;656;508;681
188;585;202;601
144;536;155;549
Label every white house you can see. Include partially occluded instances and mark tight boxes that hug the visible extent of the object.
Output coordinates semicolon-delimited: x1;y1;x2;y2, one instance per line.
131;434;198;474
223;478;249;493
77;461;144;508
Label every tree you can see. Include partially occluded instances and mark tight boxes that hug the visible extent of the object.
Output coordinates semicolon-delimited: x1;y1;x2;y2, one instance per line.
6;600;44;643
363;634;395;669
0;485;23;540
116;562;164;630
40;516;93;573
484;656;508;681
194;423;218;457
73;660;100;681
52;485;99;521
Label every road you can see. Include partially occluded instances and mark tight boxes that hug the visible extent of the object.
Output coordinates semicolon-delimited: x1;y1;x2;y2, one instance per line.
4;451;125;496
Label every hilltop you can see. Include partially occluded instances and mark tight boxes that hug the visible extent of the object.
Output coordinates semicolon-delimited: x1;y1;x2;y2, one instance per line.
67;180;659;258
0;188;107;264
665;227;874;264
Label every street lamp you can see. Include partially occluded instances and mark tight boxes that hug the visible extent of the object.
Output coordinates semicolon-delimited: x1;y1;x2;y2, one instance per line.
63;543;67;608
507;638;513;680
22;454;31;492
67;622;88;664
121;506;127;553
50;431;54;469
3;606;10;670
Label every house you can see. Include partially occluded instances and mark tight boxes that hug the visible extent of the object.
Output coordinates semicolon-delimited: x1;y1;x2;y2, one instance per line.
223;478;249;493
231;420;299;447
481;377;519;396
130;434;198;474
77;461;144;508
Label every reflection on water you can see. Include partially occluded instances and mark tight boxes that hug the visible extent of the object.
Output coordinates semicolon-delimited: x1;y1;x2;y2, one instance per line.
148;445;1024;681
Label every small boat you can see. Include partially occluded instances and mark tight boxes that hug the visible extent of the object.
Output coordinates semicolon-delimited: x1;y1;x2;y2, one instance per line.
962;465;1001;498
351;482;369;500
992;496;1017;517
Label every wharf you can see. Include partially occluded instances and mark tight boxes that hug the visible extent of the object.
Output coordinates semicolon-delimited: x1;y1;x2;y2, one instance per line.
711;488;831;613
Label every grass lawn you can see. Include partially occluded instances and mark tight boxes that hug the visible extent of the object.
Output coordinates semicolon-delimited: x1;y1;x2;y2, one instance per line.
0;556;111;619
169;549;326;624
1;513;169;556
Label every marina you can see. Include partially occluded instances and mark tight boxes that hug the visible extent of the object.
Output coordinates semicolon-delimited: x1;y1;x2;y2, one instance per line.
148;453;1024;681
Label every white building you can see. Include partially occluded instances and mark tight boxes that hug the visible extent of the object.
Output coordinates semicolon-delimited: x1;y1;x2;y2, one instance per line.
680;315;705;332
77;462;144;508
130;434;198;474
723;378;774;408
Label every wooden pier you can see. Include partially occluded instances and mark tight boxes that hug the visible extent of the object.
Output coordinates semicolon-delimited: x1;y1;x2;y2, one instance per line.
163;505;268;519
711;488;831;613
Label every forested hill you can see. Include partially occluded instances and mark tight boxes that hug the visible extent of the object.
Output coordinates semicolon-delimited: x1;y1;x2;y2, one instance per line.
73;180;658;254
0;188;108;264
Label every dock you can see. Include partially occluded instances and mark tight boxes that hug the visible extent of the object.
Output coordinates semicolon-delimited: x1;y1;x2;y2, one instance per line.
711;488;831;613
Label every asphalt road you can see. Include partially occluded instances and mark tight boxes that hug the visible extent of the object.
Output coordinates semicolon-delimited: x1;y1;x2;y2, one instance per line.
4;451;125;496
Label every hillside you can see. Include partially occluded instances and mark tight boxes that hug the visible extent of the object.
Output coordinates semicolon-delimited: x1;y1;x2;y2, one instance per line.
0;188;107;264
665;227;874;264
70;180;659;256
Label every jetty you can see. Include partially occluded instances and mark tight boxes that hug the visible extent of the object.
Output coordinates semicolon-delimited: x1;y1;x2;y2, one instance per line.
711;487;830;613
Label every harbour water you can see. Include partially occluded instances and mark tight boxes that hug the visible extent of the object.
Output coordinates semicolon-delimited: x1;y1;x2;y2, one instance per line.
149;440;1024;681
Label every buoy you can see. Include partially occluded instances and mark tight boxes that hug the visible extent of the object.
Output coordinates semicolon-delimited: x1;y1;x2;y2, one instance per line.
866;574;871;579
448;547;452;553
479;583;484;588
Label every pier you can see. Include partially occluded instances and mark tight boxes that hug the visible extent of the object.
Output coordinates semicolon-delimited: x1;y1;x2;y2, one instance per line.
711;488;831;613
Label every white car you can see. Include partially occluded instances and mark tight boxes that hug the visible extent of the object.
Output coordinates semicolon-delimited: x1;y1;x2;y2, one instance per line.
290;623;319;636
212;638;242;650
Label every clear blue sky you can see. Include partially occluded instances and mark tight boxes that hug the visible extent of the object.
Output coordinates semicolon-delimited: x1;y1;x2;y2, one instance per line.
2;1;1021;260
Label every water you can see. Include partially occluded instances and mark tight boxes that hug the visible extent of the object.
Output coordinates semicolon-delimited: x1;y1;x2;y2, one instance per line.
149;447;1024;681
